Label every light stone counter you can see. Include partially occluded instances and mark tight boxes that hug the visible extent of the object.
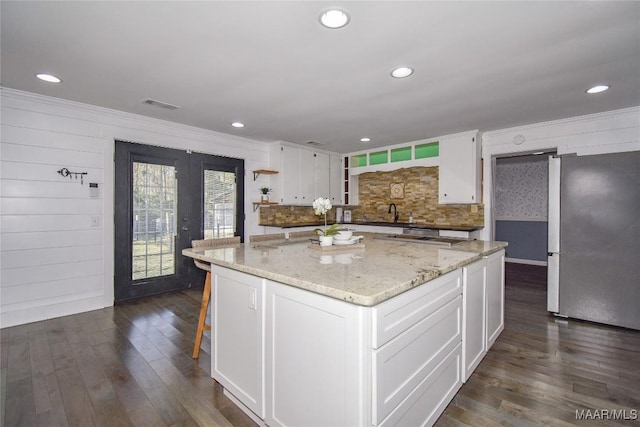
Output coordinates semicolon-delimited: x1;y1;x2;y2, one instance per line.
182;232;507;306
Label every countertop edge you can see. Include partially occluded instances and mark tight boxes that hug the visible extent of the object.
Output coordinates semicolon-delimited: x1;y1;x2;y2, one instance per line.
183;240;506;307
260;221;483;232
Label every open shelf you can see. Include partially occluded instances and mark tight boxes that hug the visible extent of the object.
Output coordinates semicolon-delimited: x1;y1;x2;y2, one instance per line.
252;201;279;211
252;169;279;181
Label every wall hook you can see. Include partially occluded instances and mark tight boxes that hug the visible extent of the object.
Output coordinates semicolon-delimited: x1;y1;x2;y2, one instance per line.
57;167;88;185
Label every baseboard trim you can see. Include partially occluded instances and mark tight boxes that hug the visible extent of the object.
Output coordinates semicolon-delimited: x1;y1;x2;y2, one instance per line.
505;257;548;266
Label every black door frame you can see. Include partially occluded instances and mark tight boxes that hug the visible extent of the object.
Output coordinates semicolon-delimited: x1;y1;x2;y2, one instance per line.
114;141;244;302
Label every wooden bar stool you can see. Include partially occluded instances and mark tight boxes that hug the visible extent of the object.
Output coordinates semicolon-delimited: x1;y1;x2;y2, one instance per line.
191;236;241;359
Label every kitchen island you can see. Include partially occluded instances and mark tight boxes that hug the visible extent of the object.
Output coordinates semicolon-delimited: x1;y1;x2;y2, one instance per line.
183;233;506;427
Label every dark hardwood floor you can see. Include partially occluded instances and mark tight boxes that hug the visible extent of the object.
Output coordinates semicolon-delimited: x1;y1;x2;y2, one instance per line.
438;263;640;426
0;289;255;427
1;263;638;426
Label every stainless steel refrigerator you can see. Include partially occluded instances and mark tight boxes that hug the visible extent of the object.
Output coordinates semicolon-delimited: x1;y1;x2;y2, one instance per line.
547;151;640;330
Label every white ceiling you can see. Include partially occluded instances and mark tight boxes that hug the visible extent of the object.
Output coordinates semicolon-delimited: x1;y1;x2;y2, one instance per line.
2;1;639;154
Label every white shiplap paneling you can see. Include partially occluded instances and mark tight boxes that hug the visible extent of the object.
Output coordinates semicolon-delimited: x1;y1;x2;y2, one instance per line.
1;87;273;328
2;245;103;269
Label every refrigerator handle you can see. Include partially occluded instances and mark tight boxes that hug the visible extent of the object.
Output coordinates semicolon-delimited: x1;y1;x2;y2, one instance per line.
548;156;561;254
547;252;560;313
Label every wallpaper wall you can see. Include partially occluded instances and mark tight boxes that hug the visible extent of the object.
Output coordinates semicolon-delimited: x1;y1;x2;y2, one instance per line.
495;157;548;220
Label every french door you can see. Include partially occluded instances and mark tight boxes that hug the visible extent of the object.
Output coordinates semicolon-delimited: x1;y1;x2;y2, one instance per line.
114;141;244;302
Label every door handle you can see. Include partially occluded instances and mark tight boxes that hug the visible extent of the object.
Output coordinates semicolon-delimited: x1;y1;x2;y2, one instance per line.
182;226;189;231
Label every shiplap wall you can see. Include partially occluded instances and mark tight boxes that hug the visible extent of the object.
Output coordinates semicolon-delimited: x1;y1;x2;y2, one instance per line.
0;88;270;328
480;106;640;241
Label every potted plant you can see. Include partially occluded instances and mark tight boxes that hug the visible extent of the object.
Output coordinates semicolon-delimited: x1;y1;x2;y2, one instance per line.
259;187;271;202
313;197;339;246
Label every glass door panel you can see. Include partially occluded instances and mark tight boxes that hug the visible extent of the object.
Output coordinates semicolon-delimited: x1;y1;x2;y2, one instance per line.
132;162;177;280
204;170;236;239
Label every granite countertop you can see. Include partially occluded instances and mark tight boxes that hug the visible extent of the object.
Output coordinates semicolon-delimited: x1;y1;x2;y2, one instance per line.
182;232;506;307
262;221;483;232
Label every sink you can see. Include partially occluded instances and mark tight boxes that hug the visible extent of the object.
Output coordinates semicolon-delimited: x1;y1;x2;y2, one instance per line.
374;234;472;247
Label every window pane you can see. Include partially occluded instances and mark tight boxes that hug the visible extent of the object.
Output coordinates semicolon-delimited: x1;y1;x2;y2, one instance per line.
204;170;236;239
132;162;176;280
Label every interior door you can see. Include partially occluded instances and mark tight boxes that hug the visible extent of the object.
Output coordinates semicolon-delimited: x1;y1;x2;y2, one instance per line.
114;141;244;302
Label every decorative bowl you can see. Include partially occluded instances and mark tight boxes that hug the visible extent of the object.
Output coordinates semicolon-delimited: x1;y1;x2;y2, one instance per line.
334;230;353;240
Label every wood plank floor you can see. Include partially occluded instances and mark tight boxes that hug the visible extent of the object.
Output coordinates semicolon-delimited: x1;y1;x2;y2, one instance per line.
1;263;638;426
438;263;640;426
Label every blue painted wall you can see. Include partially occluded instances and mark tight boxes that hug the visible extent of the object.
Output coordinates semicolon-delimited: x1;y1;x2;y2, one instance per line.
495;220;548;261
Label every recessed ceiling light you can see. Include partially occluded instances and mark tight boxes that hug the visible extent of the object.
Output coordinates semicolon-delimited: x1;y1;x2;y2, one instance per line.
36;73;62;83
319;9;350;29
586;85;609;94
231;122;245;128
360;137;371;143
391;67;414;78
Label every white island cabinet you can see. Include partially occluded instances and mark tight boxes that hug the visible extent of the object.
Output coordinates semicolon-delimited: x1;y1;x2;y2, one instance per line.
213;267;467;427
184;237;507;427
211;268;265;419
462;249;505;381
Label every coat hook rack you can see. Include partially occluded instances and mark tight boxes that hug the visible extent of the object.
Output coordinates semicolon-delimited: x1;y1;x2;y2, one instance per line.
57;167;88;185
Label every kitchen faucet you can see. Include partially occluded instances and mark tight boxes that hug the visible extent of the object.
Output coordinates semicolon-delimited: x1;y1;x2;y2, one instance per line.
388;203;399;223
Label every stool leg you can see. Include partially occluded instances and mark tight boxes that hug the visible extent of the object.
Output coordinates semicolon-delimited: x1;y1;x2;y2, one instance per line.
192;271;211;359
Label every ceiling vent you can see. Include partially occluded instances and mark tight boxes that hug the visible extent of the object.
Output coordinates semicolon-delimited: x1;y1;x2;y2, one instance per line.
305;141;323;147
142;98;180;110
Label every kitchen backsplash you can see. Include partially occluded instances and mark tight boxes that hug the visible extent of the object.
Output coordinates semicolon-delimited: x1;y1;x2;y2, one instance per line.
259;204;337;225
353;167;483;226
259;166;484;228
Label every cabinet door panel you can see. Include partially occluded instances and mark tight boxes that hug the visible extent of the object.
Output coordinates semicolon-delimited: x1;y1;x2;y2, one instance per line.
281;146;301;204
438;131;480;204
299;150;315;204
314;152;330;199
213;268;264;417
265;280;366;427
485;250;505;349
329;155;342;204
462;259;487;382
372;269;461;348
378;343;462;427
373;296;462;424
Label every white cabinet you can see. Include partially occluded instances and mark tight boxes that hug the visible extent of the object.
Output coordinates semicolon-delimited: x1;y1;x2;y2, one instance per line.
329;154;342;204
269;143;342;205
265;280;366;427
438;130;481;204
210;266;466;426
461;250;505;382
314;151;330;199
272;144;301;204
209;261;502;426
462;258;487;382
372;270;463;426
212;268;264;418
299;149;315;204
485;250;505;349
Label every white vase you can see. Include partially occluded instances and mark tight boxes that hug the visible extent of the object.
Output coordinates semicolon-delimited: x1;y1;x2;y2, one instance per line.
319;235;333;247
261;194;269;202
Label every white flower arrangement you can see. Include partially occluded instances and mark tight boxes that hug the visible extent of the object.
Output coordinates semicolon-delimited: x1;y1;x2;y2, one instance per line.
313;197;339;236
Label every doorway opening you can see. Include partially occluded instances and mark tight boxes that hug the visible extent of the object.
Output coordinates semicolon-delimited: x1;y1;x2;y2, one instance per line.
491;150;555;266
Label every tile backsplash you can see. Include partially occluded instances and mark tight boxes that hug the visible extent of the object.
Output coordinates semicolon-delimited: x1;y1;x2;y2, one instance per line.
353;167;483;227
259;166;484;228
